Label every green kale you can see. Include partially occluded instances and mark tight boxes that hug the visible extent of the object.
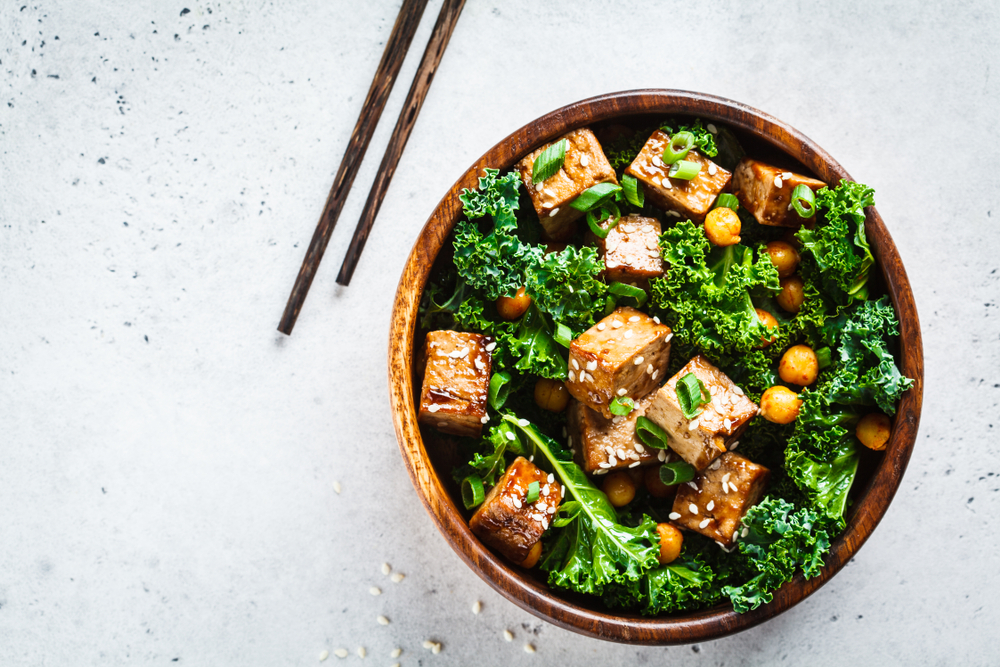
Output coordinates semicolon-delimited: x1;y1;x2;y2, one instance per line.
507;305;567;380
660;118;719;158
458;168;522;230
525;245;609;337
603;126;653;173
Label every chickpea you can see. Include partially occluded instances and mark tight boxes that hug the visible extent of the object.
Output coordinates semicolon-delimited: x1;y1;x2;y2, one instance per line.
643;464;677;500
755;308;779;347
534;378;569;413
520;540;543;568
704;207;742;246
778;345;819;386
776;276;805;313
602;471;636;508
496;286;531;320
656;523;684;565
760;385;802;424
765;241;801;278
856;413;892;451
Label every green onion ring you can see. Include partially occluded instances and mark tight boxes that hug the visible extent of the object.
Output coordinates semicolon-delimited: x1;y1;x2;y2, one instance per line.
461;475;485;509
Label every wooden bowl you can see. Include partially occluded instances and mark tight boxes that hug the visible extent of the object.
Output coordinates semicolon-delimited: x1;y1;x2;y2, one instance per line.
387;90;924;644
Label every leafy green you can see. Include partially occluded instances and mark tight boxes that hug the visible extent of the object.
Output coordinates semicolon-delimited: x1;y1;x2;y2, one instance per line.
604;555;722;615
459;168;522;228
796;180;875;304
507;305;567;379
603;127;652;173
467;419;527;486
722;498;833;613
524;246;608;337
660;118;718;157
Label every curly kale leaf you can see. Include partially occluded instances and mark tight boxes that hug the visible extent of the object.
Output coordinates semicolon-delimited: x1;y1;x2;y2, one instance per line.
507;305;568;380
525;245;609;337
660;118;719;158
458;168;522;231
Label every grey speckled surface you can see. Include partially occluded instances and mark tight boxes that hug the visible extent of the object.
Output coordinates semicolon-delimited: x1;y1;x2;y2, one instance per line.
1;1;998;665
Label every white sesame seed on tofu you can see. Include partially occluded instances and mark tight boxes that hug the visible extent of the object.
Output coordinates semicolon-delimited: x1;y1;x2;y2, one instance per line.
669;512;681;520
652;369;659;381
547;473;555;483
623;330;634;339
652;176;662;186
686;481;698;490
646;364;653;375
665;333;673;343
597;322;606;331
628;315;641;323
689;419;700;431
594;468;608;475
629;461;641;468
782;171;793;179
571;358;579;370
481;415;489;424
730;440;740;451
724;418;732;430
707;500;715;511
708;163;718;176
734;386;744;396
722;472;731;484
485;341;497;352
544;188;555;197
721;481;730;494
568;370;576;382
710;459;722;470
617;448;627;459
547;505;556;514
608;455;617;466
535;182;544;192
741;526;749;538
635;443;645;453
617;388;627;396
549;207;559;217
512;496;522;509
612;319;623;329
586;360;597;371
689;503;699;515
662;178;673;189
774;176;784;189
580;154;590;167
605;445;615;457
699;518;711;529
658;449;667;462
427;404;442;413
653;316;661;324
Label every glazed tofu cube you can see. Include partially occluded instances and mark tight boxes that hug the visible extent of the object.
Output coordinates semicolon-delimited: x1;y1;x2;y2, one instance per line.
567;393;669;475
732;158;827;228
516;128;618;241
417;331;492;438
566;307;673;419
624;130;731;222
469;456;565;564
644;355;758;471
670;452;770;546
589;214;663;285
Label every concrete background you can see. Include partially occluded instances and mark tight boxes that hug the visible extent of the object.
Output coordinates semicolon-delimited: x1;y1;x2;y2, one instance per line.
2;1;997;664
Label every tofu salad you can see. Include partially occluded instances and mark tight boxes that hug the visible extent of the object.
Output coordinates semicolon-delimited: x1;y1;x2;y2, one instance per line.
416;119;913;614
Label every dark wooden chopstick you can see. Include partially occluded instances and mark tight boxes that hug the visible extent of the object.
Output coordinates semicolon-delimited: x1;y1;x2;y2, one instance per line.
335;0;467;287
278;0;430;335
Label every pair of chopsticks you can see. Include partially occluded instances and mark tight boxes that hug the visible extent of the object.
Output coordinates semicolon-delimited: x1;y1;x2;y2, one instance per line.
278;0;466;335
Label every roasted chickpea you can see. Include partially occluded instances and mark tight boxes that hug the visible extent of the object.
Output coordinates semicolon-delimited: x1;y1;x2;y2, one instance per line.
704;207;742;246
755;308;779;347
534;378;569;413
779;345;819;386
656;523;684;565
643;464;677;500
520;540;543;568
760;385;802;424
856;413;892;451
776;276;805;313
602;471;637;508
765;241;801;278
496;286;531;320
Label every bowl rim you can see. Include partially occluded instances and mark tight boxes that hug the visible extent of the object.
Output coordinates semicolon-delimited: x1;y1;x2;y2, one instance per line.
387;89;924;644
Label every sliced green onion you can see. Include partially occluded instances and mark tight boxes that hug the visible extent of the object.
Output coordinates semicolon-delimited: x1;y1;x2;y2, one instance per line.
636;416;672;449
815;346;832;370
790;184;816;218
668;160;701;181
713;193;739;211
609;396;635;416
553;322;573;348
585;201;621;239
488;371;512;411
570;182;622;212
531;139;567;184
621;174;644;208
603;295;617;316
662;131;694;164
676;372;711;419
659;461;696;486
525;480;540;504
608;281;647;308
461;475;485;509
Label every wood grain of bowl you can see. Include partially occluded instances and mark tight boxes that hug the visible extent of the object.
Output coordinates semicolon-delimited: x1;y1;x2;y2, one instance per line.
387;90;924;644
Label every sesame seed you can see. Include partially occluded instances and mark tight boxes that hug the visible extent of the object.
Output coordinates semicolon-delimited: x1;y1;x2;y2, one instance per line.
707;500;715;511
668;512;681;520
774;176;784;188
390;572;405;583
663;179;673;190
334;648;349;659
566;436;573;447
612;319;623;329
721;481;730;493
617;388;627;396
722;472;731;483
391;664;399;667
741;526;749;538
586;360;597;371
547;473;555;483
518;418;530;427
391;648;402;658
734;386;744;396
549;207;560;217
689;419;700;431
629;461;641;468
724;418;732;430
370;587;381;596
597;322;606;331
594;468;608;475
653;155;663;167
580;155;590;167
608;455;617;466
605;445;615;457
536;502;547;512
571;358;579;370
730;440;740;451
699;518;710;529
667;210;681;217
547;505;556;514
617;448;627;459
635;443;645;454
710;459;722;470
568;370;576;382
504;630;514;642
628;315;641;322
542;486;550;497
485;341;497;352
658;449;667;461
689;504;699;515
535;182;544;192
708;163;718;176
665;333;673;343
524;644;536;654
687;481;698;490
431;643;442;655
506;431;516;441
782;171;793;179
653;316;661;324
652;176;662;186
512;496;522;509
422;640;434;650
623;330;633;339
472;600;482;614
357;647;366;658
319;649;329;661
544;188;555;197
646;364;653;375
707;123;718;134
652;370;659;380
377;615;390;626
333;481;342;494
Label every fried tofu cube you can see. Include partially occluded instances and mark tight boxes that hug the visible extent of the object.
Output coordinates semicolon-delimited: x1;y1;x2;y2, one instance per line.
469;456;565;564
566;307;673;419
644;355;758;471
624;130;731;222
417;330;492;438
732;158;827;228
567;393;667;475
670;452;770;546
516;128;618;241
589;214;663;285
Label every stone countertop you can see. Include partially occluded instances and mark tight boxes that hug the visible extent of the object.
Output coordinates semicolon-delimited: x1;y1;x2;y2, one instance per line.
2;1;997;664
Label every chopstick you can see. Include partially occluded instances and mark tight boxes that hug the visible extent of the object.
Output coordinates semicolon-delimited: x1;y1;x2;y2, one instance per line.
278;0;430;336
335;0;467;287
